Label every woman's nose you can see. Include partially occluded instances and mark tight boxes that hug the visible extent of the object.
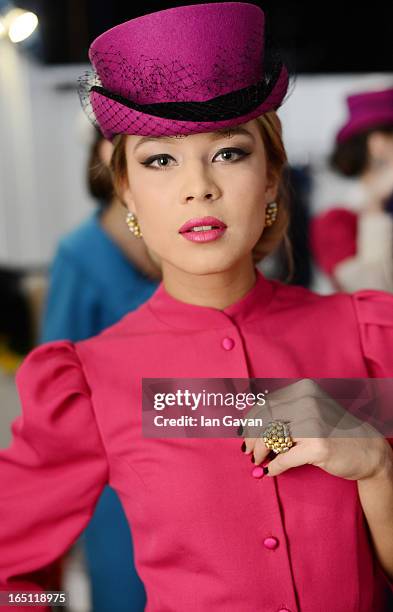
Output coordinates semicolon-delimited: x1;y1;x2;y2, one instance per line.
181;162;221;203
185;192;215;202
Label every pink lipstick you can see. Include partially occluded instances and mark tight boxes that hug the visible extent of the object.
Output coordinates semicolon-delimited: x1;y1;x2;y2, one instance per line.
178;216;227;243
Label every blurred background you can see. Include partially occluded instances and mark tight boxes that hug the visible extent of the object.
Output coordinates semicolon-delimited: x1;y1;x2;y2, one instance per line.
1;1;393;610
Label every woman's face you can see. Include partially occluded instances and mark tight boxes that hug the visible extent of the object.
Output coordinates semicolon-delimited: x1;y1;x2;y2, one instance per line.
121;119;278;276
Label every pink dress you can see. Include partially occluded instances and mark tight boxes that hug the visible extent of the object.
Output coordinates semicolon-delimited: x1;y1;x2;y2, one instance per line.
1;268;393;611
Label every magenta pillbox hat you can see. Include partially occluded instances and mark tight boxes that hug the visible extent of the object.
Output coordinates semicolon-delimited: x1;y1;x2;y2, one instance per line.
336;86;393;143
78;2;289;139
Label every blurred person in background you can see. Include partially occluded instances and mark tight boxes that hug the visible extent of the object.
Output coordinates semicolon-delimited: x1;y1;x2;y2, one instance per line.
310;86;393;292
40;127;162;611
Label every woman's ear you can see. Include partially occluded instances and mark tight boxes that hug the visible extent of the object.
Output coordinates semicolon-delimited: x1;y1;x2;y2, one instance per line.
122;181;137;215
264;169;279;203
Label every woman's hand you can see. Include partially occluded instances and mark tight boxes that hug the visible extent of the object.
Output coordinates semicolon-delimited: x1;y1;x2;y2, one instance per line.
241;379;393;481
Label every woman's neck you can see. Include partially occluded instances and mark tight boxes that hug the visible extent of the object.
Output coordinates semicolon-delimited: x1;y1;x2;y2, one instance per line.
161;257;257;309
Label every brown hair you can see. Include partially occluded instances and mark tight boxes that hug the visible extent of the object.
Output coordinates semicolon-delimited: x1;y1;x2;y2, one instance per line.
87;129;114;204
109;111;292;276
331;124;393;177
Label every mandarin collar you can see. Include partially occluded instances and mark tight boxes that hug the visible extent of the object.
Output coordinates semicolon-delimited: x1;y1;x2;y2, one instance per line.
147;267;275;330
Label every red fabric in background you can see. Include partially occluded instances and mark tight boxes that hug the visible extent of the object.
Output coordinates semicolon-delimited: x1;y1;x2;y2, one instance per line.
310;207;358;275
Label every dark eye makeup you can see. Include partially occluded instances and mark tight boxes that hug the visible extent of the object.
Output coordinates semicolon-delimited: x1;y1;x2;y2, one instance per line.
140;147;251;169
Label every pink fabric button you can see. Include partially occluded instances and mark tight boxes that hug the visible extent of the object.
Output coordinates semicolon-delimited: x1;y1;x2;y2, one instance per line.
251;466;265;479
221;337;235;350
263;536;279;550
277;608;291;612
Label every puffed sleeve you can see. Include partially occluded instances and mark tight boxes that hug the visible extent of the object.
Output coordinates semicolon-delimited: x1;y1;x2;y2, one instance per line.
352;289;393;379
0;340;108;611
352;288;393;446
352;289;393;594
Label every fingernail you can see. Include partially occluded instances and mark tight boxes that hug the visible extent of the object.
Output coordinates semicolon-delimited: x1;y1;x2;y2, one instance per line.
241;441;246;452
237;425;243;436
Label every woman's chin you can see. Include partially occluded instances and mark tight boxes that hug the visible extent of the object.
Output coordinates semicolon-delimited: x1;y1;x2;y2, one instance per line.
163;252;247;276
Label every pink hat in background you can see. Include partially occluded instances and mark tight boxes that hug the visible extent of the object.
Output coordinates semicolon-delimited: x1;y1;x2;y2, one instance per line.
336;86;393;143
78;2;289;139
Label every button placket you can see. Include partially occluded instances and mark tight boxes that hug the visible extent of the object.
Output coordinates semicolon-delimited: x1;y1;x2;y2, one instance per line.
214;319;251;378
217;316;253;376
263;536;279;550
221;336;235;350
217;317;297;610
252;476;299;611
251;465;268;479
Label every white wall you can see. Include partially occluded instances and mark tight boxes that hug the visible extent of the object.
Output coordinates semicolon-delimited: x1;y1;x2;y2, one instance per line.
0;39;392;267
0;40;94;267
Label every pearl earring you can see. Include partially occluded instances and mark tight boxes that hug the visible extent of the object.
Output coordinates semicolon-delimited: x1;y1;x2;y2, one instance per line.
125;212;143;238
264;201;278;227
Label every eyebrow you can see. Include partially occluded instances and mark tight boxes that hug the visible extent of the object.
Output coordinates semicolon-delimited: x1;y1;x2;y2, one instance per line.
133;126;255;152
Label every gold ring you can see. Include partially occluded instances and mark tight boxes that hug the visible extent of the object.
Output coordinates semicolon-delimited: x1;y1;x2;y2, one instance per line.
262;420;294;454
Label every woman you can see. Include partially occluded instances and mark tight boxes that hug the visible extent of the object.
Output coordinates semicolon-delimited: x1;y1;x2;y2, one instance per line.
310;86;393;292
1;4;392;611
40;128;162;610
